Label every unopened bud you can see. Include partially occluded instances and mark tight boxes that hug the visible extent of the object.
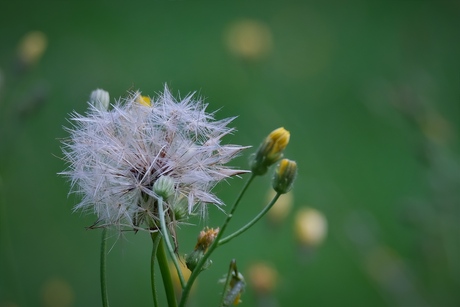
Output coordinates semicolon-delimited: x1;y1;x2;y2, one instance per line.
185;249;212;272
195;227;219;252
153;176;175;200
89;89;110;111
185;227;219;272
136;93;152;107
272;159;297;194
251;127;290;175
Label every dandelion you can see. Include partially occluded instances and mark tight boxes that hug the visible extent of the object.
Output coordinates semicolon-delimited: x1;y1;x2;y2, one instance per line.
60;85;247;232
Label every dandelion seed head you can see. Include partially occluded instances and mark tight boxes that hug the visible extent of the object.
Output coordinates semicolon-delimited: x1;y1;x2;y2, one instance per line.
61;85;247;231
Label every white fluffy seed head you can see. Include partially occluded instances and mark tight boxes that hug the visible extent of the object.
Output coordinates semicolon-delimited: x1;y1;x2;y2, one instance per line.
61;85;247;231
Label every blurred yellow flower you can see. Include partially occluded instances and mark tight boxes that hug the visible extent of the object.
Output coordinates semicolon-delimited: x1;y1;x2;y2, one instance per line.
17;30;47;66
294;207;327;247
266;189;293;225
224;19;273;61
170;257;195;295
248;262;278;295
41;277;74;307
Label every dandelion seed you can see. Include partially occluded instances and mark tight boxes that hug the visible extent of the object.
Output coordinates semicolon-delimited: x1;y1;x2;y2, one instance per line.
60;85;247;232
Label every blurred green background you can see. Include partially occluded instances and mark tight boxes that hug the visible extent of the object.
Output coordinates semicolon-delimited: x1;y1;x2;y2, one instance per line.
1;1;459;306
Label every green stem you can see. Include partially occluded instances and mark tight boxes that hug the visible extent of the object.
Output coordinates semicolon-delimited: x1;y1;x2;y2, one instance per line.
218;192;281;246
157;238;178;307
150;232;162;307
100;228;109;307
157;197;186;288
179;173;256;307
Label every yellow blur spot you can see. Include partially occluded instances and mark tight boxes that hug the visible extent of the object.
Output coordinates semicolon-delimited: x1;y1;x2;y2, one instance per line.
420;111;453;145
294;207;327;247
224;19;273;61
41;277;74;307
17;31;48;66
248;262;278;294
169;257;195;295
267;189;293;225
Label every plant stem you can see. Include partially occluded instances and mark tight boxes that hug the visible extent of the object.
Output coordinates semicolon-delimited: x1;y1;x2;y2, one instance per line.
150;232;162;307
100;228;109;307
218;192;281;246
157;238;178;307
179;173;256;307
157;197;186;288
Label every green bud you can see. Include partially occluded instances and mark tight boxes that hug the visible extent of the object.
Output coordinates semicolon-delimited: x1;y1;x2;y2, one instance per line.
153;176;175;200
89;89;110;111
185;249;212;272
185;227;219;272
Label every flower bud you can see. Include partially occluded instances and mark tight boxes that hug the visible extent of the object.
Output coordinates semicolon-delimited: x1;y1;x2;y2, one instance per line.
171;197;188;221
185;249;212;272
251;127;290;176
136;93;152;107
195;227;219;252
185;227;219;272
272;159;297;194
153;176;175;200
89;89;110;111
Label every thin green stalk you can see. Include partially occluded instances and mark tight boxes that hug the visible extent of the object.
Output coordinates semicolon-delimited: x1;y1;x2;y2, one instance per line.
100;228;109;307
218;192;281;246
150;232;162;307
157;197;186;288
157;238;178;307
179;173;256;307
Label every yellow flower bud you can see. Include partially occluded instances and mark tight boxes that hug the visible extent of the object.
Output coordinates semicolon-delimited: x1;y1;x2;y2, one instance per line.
251;127;290;176
267;127;290;154
272;159;297;194
136;94;152;107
